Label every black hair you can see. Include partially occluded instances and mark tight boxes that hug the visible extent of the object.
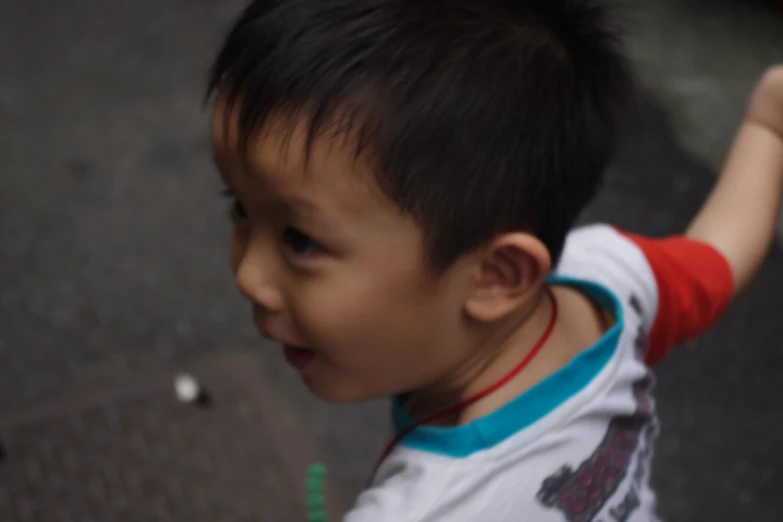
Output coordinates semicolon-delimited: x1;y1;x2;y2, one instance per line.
207;0;633;270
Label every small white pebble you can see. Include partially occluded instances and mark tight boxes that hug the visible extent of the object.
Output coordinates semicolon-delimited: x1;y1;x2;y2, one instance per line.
174;373;200;403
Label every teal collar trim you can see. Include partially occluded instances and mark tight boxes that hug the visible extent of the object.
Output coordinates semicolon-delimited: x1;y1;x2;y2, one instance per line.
391;276;623;458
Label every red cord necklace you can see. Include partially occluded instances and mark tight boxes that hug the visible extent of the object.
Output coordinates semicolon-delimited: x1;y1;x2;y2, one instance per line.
369;287;558;485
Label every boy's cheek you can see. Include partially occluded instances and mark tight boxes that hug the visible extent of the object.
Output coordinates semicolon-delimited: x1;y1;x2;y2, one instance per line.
294;290;376;347
295;292;429;370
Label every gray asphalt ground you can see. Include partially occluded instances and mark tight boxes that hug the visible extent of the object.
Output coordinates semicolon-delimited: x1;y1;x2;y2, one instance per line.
0;1;781;521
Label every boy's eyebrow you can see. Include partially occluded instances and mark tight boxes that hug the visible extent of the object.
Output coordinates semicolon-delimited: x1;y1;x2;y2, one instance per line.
287;196;327;222
287;196;345;236
211;153;345;235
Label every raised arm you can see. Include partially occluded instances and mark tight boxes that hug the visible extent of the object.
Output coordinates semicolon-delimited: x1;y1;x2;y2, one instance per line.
686;66;783;297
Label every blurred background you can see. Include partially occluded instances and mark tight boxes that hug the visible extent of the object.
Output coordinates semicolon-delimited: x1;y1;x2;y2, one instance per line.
0;1;781;521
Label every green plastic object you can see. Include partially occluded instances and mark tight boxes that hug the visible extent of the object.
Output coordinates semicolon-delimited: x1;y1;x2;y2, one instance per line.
309;463;327;476
308;509;327;522
306;463;328;522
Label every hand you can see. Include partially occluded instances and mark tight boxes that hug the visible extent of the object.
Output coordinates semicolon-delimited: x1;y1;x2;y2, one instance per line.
747;65;783;141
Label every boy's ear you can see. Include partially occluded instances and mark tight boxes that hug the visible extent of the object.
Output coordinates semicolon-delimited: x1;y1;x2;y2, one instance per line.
464;233;551;323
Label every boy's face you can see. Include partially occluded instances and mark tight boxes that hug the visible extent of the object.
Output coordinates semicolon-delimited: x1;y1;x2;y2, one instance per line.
211;100;477;403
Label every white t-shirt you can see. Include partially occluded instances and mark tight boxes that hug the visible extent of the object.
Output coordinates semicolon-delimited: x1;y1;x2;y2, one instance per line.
344;224;734;522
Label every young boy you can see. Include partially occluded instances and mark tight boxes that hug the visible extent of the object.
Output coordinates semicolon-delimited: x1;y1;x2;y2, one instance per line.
206;1;783;520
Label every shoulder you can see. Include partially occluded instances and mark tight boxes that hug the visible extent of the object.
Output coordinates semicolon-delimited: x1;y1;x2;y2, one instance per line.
557;224;733;365
556;224;659;329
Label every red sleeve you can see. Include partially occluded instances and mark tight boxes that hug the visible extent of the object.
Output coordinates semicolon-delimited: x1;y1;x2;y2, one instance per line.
621;233;734;366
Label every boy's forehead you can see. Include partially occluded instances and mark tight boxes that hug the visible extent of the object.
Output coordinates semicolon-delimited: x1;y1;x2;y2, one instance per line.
210;97;392;215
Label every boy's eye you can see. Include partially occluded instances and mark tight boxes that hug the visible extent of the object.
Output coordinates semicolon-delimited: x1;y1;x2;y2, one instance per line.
221;188;247;220
282;227;322;255
230;199;247;220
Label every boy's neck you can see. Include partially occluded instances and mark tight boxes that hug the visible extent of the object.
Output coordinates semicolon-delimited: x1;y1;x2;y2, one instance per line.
406;289;556;426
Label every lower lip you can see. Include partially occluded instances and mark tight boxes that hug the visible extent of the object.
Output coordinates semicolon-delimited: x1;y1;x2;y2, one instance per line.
283;345;316;371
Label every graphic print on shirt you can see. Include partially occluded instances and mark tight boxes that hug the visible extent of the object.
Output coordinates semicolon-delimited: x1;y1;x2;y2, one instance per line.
536;295;658;522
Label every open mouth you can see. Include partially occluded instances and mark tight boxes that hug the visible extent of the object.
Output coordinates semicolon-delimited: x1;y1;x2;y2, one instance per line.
283;345;316;371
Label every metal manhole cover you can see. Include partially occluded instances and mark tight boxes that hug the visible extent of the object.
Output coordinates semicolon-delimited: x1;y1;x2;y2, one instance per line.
0;352;339;522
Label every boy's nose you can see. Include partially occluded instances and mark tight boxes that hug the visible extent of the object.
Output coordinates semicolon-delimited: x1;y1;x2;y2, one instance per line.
234;250;285;314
